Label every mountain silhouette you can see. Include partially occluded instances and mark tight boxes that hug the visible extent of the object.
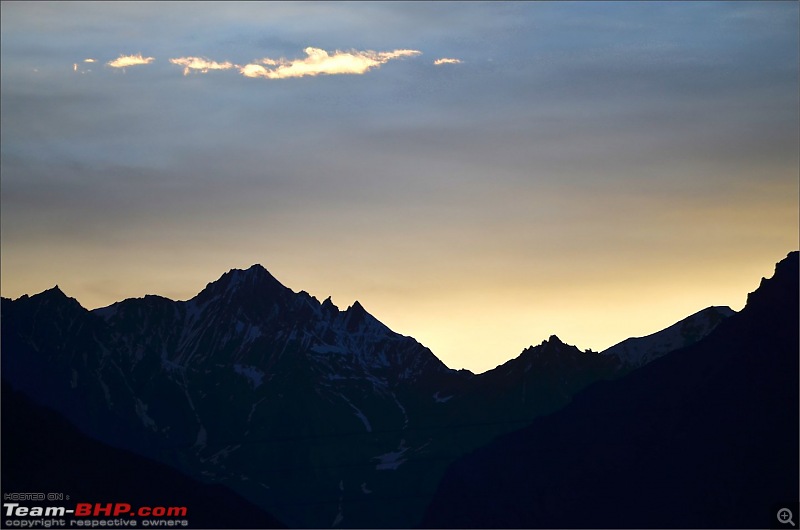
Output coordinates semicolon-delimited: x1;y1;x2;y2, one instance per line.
420;251;799;528
2;255;782;528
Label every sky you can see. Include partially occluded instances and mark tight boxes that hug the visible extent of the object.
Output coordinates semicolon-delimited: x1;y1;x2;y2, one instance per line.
1;1;798;373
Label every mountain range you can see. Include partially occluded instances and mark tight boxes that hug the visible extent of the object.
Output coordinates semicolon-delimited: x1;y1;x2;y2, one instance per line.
2;252;796;528
421;251;799;528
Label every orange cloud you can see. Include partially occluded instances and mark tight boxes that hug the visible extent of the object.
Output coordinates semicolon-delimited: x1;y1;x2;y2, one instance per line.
239;47;421;79
107;53;155;68
169;56;235;76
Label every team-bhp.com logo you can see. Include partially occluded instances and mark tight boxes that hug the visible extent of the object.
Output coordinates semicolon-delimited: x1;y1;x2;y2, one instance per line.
5;503;188;517
76;504;187;518
4;502;190;527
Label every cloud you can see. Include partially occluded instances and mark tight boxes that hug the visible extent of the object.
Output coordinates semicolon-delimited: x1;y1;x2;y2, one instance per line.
107;53;155;68
169;56;235;76
74;59;95;74
82;47;422;79
434;57;462;65
239;47;421;79
239;63;270;78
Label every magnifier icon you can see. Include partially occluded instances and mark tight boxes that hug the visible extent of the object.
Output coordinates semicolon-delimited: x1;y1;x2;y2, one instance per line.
778;508;796;527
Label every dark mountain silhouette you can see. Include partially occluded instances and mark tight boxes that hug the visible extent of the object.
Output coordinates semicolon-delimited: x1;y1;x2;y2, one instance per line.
0;382;286;529
0;258;753;528
420;251;799;528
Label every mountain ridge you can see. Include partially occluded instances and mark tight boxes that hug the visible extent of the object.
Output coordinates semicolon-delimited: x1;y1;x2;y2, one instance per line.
3;254;784;528
600;305;735;368
8;263;736;374
420;251;799;528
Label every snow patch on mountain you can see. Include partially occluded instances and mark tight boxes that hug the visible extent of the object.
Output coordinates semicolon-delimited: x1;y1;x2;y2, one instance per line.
209;444;242;465
601;306;735;368
336;393;373;432
433;391;453;403
235;320;262;343
233;364;265;389
374;439;409;471
135;399;157;430
98;377;113;408
182;299;205;325
247;397;267;424
193;426;207;449
332;480;345;527
391;392;409;428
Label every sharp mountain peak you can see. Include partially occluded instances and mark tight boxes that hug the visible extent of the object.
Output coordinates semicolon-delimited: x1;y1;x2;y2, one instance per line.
347;300;366;313
31;284;83;308
224;264;282;285
43;284;67;297
195;263;288;302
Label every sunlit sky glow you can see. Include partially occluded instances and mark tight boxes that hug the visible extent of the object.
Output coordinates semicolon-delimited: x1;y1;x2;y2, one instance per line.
2;1;798;373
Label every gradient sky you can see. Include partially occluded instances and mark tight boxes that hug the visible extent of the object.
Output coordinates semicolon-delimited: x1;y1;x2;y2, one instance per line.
2;1;798;373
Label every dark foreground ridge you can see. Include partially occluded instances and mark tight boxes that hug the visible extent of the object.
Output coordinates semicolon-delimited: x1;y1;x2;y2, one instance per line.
420;251;799;529
1;382;286;529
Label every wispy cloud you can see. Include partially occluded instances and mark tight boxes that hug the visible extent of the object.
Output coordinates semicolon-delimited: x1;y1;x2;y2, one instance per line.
169;56;235;76
434;58;462;65
87;47;422;79
239;47;421;79
74;59;96;74
107;53;155;69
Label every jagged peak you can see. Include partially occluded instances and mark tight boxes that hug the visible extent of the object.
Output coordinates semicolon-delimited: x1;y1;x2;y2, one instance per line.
520;335;577;356
522;335;583;356
347;300;366;313
27;285;85;312
743;250;798;316
296;289;319;305
339;299;396;336
343;300;368;331
4;295;25;303
529;335;568;350
195;263;289;303
321;296;338;313
38;285;73;301
225;264;281;284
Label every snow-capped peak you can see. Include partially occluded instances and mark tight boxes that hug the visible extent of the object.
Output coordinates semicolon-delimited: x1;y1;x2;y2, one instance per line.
601;305;735;368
